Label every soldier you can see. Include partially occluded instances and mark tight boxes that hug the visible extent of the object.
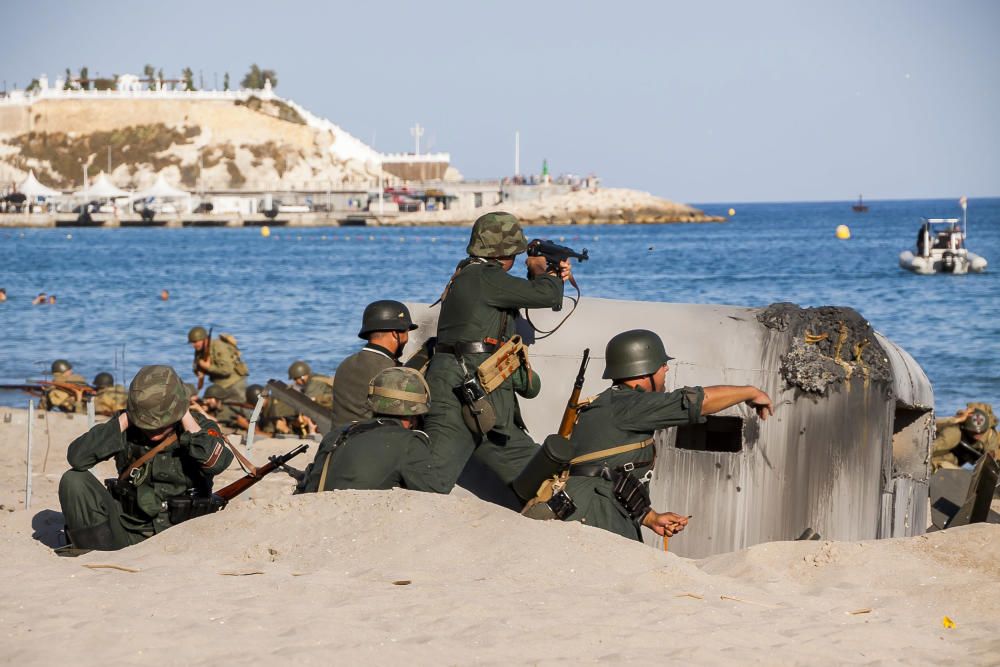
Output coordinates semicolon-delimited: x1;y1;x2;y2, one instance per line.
57;365;232;551
301;367;449;493
187;326;250;403
931;404;999;471
330;300;418;431
235;384;295;436
558;329;773;541
41;359;90;413
92;372;127;416
422;212;570;490
198;383;245;432
288;360;334;409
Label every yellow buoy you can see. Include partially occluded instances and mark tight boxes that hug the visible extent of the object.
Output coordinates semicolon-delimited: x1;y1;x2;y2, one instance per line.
836;224;851;240
260;225;271;238
728;208;736;217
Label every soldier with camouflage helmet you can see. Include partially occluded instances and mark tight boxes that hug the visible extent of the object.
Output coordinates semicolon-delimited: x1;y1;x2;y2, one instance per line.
554;329;773;541
421;211;572;492
931;403;1000;471
330;300;418;431
300;367;450;493
40;359;91;414
188;326;250;403
92;372;127;416
57;365;232;551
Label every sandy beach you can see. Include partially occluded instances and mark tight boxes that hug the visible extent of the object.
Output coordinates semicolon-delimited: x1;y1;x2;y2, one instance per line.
2;406;998;665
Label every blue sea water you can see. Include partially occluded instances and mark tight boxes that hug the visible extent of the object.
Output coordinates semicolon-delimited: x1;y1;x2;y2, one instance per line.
1;197;998;415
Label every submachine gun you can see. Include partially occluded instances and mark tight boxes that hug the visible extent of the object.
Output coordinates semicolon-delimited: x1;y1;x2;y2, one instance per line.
266;379;333;435
525;239;589;324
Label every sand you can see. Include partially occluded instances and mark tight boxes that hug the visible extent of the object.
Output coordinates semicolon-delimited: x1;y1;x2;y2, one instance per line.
2;406;998;664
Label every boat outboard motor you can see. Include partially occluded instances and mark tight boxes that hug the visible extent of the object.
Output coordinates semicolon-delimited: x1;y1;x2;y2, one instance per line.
942;251;956;273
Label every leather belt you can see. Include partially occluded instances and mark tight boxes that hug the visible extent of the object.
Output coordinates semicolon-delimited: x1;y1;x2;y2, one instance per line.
570;460;653;480
435;341;498;355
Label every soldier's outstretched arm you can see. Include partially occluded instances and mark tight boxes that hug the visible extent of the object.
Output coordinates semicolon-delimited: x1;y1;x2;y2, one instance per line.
483;268;564;310
702;385;773;419
641;511;689;538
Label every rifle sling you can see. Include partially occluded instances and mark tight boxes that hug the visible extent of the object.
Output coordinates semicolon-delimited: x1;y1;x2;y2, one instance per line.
226;441;259;477
317;452;333;492
119;432;179;481
568;437;655;466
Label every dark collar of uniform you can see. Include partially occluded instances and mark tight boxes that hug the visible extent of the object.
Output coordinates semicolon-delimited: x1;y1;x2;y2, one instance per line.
363;343;397;361
612;383;647;394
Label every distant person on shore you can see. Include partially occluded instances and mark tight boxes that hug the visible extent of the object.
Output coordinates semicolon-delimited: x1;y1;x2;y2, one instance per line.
187;326;250;403
32;292;47;305
92;372;127;416
160;289;169;301
57;365;232;551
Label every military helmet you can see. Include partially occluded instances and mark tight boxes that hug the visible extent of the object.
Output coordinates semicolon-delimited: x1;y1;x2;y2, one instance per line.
203;384;228;400
288;360;312;380
245;384;265;405
603;329;675;380
963;409;990;435
187;326;208;343
358;300;418;338
126;365;188;431
51;359;72;374
93;372;115;389
466;211;528;258
367;367;431;416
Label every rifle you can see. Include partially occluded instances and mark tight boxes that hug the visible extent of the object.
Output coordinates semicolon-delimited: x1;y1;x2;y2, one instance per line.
214;443;309;503
557;348;590;438
0;383;46;396
266;379;333;435
196;327;213;391
27;379;97;395
527;238;589;271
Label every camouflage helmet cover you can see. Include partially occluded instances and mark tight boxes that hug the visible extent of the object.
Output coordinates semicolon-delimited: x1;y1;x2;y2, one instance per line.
367;367;431;416
358;300;418;338
187;326;208;343
126;365;188;430
288;360;312;380
963;409;990;435
466;211;528;258
51;359;72;374
93;372;115;389
603;329;675;380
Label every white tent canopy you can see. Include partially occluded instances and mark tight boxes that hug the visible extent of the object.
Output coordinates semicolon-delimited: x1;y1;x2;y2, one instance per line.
75;172;128;199
134;174;189;199
18;170;61;199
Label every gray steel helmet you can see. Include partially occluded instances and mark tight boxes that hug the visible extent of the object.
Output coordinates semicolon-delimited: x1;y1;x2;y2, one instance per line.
245;384;265;405
366;367;430;416
51;359;72;374
358;300;418;338
963;409;990;435
466;211;528;258
602;329;675;380
288;360;312;380
93;372;115;389
187;326;208;343
126;365;188;430
203;384;228;400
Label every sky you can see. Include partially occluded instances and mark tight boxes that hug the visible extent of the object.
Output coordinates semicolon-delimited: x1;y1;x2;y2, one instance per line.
2;1;998;203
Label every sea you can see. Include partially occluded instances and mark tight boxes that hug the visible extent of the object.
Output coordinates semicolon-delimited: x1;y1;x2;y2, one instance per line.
1;197;998;416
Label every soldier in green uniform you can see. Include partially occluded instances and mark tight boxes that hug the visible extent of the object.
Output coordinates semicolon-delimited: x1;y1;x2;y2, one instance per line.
288;360;334;409
422;212;570;490
188;326;250;403
301;367;449;493
931;404;1000;471
41;359;91;413
92;372;127;416
57;365;233;551
330;300;418;431
560;329;774;541
198;383;246;432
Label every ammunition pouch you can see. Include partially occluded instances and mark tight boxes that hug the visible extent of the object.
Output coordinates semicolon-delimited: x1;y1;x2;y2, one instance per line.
455;374;496;436
104;477;141;516
612;470;652;521
166;492;227;525
476;336;527;393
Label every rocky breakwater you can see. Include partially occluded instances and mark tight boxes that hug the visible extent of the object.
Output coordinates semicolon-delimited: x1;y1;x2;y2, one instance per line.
388;188;726;226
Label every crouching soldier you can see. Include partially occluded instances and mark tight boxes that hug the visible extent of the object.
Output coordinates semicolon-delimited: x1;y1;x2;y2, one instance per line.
557;330;773;541
300;367;450;493
58;365;233;551
92;372;127;416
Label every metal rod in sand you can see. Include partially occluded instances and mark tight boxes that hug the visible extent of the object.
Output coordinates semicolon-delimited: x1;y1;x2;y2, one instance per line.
26;399;34;510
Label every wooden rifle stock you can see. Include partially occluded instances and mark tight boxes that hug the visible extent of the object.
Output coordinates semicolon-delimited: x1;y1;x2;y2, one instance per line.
557;349;590;438
27;379;97;395
196;327;213;391
215;443;309;502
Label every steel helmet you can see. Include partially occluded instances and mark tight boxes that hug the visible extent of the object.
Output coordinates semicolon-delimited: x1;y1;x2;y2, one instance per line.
93;372;115;389
602;329;674;380
963;409;990;435
366;367;431;416
245;384;265;405
466;211;528;258
51;359;72;374
126;365;188;430
358;300;418;338
288;360;312;380
187;326;208;343
203;384;228;400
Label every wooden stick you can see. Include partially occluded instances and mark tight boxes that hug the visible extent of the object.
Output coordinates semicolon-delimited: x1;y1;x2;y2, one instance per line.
675;592;704;600
720;595;781;609
83;563;140;573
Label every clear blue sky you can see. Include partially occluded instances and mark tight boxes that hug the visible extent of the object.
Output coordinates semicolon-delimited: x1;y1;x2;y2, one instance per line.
2;1;998;203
